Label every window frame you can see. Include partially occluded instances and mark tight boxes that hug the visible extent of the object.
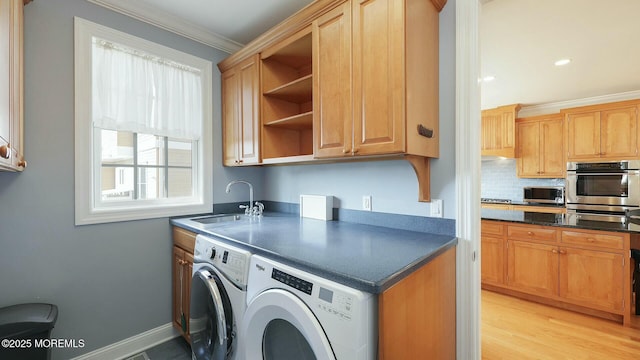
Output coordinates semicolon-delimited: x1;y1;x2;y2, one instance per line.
74;17;213;225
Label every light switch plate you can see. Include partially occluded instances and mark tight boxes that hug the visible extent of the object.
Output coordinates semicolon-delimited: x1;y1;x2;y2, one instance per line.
430;199;443;218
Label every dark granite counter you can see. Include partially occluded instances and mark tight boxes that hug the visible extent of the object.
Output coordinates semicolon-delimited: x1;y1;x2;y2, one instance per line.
481;208;640;233
171;212;457;294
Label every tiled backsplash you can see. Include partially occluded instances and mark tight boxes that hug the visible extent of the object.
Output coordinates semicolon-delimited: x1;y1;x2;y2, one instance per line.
481;158;564;201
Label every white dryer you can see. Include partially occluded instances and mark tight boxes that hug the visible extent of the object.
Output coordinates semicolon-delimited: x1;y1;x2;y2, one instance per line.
240;255;377;360
190;234;251;360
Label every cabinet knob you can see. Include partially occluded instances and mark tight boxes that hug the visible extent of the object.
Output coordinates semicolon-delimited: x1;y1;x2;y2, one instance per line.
0;145;10;159
352;148;359;155
17;158;26;168
552;249;558;254
559;249;567;255
527;231;534;236
343;149;349;154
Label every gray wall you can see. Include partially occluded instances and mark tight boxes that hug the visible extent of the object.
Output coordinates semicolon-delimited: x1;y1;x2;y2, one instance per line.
0;0;455;359
0;1;261;359
263;0;457;219
481;158;564;201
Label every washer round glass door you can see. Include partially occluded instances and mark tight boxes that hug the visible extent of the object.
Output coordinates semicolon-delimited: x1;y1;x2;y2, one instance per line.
241;289;336;360
190;268;234;360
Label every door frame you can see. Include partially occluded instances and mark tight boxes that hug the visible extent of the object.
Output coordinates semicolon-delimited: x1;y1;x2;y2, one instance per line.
455;0;481;359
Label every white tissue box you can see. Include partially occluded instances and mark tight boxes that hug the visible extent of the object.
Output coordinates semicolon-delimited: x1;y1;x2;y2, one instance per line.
300;195;334;220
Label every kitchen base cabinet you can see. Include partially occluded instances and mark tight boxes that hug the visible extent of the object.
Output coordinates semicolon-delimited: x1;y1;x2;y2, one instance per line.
379;246;456;360
481;220;632;325
172;227;195;343
559;247;624;312
507;240;558;297
481;220;505;286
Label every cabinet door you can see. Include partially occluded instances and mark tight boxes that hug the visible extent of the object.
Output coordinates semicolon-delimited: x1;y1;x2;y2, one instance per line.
221;69;240;166
221;56;260;166
507;240;558;296
539;118;564;177
558;247;624;312
0;0;23;171
172;246;187;335
566;111;601;160
352;0;405;155
182;251;193;342
481;234;505;285
237;55;260;165
517;121;540;177
600;106;638;159
313;1;352;158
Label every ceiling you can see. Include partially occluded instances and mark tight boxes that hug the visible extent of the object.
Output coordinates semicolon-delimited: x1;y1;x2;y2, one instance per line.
481;0;640;110
89;0;314;52
90;0;640;111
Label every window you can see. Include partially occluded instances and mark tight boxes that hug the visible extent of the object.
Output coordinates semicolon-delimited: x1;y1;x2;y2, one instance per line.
74;18;212;225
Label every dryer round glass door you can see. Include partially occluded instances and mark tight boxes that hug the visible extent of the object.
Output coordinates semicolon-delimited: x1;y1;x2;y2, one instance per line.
241;289;336;360
190;268;234;360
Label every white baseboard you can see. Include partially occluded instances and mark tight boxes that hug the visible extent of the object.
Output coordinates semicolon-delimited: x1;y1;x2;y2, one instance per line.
70;323;180;360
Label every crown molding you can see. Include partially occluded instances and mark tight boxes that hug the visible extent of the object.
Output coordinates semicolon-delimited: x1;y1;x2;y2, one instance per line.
518;90;640;118
86;0;243;54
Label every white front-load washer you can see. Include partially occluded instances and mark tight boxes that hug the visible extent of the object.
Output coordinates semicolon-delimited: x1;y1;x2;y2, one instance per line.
240;255;377;360
190;234;251;360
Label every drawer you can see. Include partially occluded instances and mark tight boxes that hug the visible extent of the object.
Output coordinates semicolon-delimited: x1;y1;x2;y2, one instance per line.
173;227;196;253
481;221;504;236
561;230;624;250
507;225;557;242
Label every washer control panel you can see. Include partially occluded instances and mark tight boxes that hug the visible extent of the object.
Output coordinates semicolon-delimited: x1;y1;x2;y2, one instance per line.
194;235;251;288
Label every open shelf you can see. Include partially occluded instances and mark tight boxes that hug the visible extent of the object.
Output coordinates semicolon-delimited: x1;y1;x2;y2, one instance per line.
264;111;313;130
263;74;312;103
260;26;313;161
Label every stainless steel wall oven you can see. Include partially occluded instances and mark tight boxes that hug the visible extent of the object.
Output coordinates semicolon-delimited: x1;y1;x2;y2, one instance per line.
566;160;640;222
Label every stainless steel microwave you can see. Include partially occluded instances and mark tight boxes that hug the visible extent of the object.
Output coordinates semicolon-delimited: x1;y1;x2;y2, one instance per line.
523;186;564;205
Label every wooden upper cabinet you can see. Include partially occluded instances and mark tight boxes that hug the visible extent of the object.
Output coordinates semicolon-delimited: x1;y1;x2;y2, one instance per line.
221;55;260;166
314;0;440;159
517;114;564;178
352;0;405;156
564;100;639;161
312;1;352;158
481;104;521;158
0;0;25;171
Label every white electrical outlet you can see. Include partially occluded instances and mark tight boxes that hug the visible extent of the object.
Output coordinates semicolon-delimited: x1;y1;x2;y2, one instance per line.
430;199;443;218
362;195;372;211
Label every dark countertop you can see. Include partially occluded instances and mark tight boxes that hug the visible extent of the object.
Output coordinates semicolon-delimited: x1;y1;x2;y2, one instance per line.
171;212;457;294
481;208;640;233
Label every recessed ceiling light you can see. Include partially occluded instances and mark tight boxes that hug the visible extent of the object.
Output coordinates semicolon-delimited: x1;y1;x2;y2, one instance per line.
481;75;496;82
554;58;571;66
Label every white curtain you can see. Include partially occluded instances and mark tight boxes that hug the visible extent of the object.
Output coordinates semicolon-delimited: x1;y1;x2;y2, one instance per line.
92;39;202;140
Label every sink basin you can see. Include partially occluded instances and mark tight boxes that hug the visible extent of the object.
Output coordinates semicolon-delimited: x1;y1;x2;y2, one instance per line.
191;214;244;224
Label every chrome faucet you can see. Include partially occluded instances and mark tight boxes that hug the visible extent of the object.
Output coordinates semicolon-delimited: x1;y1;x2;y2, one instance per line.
225;180;264;216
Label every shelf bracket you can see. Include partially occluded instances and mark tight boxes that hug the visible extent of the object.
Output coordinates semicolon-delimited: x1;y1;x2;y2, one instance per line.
406;155;431;202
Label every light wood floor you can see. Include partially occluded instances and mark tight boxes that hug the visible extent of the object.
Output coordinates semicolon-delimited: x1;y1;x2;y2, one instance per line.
482;290;640;359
